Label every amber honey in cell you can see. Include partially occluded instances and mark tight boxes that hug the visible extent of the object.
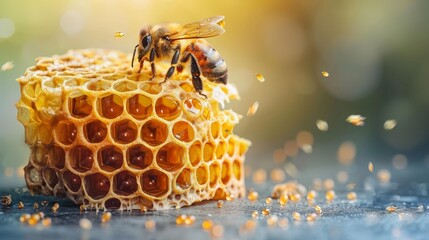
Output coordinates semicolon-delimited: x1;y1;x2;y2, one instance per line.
156;143;185;171
98;146;124;171
141;170;169;197
127;145;153;169
70;146;93;173
84;173;110;200
128;94;153;119
100;94;123;119
112;120;137;144
63;171;81;192
70;95;92;118
114;171;138;196
141;120;168;146
85;120;107;143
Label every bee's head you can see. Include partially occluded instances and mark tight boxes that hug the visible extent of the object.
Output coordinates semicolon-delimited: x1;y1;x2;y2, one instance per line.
132;25;152;68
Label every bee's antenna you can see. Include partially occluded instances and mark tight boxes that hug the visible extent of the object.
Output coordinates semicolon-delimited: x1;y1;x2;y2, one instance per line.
131;44;139;68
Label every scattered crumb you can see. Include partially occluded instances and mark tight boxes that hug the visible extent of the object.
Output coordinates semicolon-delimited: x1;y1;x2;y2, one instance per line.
262;208;270;216
347;192;357;201
325;190;336;201
292;212;301;221
386;206;397;213
1;195;12;207
52;203;59;212
101;212;112;223
202;219;213;230
247;190;259;201
271;181;307;199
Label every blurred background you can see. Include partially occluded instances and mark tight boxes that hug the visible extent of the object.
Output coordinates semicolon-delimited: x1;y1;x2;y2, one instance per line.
1;0;429;189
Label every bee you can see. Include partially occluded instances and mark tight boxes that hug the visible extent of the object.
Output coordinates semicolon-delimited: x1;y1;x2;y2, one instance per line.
131;16;228;98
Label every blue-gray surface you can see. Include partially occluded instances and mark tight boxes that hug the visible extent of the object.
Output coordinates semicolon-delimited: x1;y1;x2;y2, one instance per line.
1;165;429;240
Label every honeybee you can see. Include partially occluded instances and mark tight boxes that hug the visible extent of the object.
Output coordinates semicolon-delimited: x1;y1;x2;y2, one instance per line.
131;16;228;98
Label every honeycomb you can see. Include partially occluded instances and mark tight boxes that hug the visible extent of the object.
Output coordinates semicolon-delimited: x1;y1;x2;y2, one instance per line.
16;49;250;211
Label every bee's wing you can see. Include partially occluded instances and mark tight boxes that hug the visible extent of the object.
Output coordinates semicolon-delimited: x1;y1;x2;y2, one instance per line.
169;16;225;40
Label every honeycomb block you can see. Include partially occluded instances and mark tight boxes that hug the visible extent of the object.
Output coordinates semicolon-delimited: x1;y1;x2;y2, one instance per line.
16;49;250;211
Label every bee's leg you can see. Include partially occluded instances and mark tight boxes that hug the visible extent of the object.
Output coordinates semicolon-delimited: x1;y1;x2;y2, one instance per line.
160;48;180;85
137;59;144;73
149;48;156;80
188;54;207;99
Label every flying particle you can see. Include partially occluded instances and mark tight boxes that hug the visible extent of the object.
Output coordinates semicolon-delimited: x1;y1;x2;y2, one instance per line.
346;115;366;126
247;101;259;116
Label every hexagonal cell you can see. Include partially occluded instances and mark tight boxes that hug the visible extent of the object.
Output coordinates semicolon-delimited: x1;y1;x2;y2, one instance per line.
84;173;110;200
156;143;185;172
102;73;126;81
25;123;38;145
141;119;168;146
141;82;162;95
105;198;121;209
63;171;81;192
221;161;231;184
69;95;92;118
140;169;169;197
211;121;220;139
176;168;191;190
87;80;111;91
43;168;58;188
196;165;208;185
216;141;227;159
232;160;241;180
209;163;220;187
127;144;152;170
203;142;215;162
179;82;194;92
98;94;123;119
98;146;124;172
51;146;65;169
84;120;107;143
172;121;195;142
127;94;153;120
113;171;138;196
189;141;202;166
155;95;180;120
70;146;94;173
227;137;236;156
27;167;41;183
111;119;137;144
55;121;77;145
239;142;248;156
183;98;202;115
113;80;137;92
222;122;233;138
33;146;49;166
38;124;53;145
